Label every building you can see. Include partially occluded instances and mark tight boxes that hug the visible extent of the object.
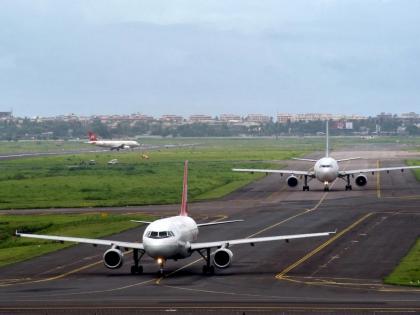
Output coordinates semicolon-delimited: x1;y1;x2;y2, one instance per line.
219;114;242;123
277;113;367;123
377;112;394;120
246;114;271;123
276;113;294;123
400;112;418;120
160;115;184;123
0;111;12;120
189;115;215;123
130;113;155;122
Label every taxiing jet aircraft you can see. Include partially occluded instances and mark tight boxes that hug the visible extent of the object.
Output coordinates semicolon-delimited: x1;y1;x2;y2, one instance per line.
87;131;140;151
16;161;335;275
233;121;420;191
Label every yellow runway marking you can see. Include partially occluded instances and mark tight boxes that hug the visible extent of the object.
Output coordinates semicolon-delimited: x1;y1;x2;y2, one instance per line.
276;212;374;279
0;254;121;288
377;160;381;199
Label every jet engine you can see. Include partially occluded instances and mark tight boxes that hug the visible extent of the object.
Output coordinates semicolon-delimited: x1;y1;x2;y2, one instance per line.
355;174;368;187
213;248;233;269
123;145;130;149
286;175;299;187
103;248;124;269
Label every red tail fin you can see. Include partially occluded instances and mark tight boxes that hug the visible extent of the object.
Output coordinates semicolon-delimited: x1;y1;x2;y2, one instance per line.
179;160;189;216
88;131;97;141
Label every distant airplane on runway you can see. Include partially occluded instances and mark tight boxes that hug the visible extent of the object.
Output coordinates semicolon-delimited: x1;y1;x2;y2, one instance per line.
87;131;140;151
233;121;420;191
16;161;335;275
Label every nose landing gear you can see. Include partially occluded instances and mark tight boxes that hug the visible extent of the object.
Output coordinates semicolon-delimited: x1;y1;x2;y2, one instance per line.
157;258;165;275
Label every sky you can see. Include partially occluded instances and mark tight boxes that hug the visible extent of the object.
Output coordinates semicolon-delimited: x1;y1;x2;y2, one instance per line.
0;0;419;117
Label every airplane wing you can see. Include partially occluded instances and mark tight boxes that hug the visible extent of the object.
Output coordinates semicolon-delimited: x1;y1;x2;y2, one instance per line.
339;165;420;176
16;232;144;250
190;231;335;250
197;219;244;227
232;168;314;176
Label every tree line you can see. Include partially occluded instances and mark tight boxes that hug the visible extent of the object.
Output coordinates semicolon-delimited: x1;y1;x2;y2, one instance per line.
0;117;418;140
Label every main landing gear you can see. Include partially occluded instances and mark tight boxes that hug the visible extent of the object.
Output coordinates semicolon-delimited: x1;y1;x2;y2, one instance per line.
344;174;352;191
131;248;144;275
198;248;215;275
302;175;310;191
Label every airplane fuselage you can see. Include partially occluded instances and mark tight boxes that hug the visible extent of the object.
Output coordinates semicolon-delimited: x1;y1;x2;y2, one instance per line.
143;216;198;260
88;140;140;150
313;157;339;187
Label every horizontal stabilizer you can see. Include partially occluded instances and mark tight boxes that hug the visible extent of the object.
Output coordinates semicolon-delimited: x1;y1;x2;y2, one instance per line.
292;158;317;162
336;157;362;162
197;219;244;227
130;220;153;225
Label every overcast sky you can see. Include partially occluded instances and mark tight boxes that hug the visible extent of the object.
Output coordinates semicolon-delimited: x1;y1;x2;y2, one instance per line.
0;0;419;117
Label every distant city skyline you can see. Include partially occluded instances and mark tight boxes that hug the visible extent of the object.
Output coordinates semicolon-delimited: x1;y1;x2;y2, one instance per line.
2;108;419;118
1;1;420;117
3;110;417;120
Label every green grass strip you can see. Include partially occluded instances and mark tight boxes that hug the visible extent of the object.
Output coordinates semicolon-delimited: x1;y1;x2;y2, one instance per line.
0;213;153;267
385;238;420;287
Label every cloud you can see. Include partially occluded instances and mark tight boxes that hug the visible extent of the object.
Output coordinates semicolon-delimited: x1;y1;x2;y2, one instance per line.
0;0;419;116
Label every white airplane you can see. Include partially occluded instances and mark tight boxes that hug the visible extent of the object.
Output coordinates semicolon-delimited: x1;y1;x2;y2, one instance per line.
87;131;140;151
16;161;335;275
233;121;420;191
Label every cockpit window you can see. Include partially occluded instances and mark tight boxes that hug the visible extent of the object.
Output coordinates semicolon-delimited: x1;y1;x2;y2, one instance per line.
321;165;331;168
147;231;174;239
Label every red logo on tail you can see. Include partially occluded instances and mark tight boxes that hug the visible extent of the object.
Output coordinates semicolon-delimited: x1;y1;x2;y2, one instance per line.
88;131;97;141
179;160;189;216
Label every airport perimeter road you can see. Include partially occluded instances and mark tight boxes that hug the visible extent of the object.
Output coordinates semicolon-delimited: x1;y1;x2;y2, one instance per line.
1;148;420;314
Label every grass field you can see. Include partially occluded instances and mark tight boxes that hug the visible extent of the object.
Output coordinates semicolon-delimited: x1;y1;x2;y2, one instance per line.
0;139;308;210
407;160;420;181
0;137;418;210
0;213;153;267
0;140;91;154
383;159;420;287
384;238;420;287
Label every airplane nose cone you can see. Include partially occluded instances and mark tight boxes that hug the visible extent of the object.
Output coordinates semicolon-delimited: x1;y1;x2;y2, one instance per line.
144;239;179;259
317;169;336;182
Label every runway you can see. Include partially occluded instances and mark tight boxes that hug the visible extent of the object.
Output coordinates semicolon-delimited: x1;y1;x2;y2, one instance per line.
1;147;420;314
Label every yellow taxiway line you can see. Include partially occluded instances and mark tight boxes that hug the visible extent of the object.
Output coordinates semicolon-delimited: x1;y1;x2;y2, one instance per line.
276;212;374;279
